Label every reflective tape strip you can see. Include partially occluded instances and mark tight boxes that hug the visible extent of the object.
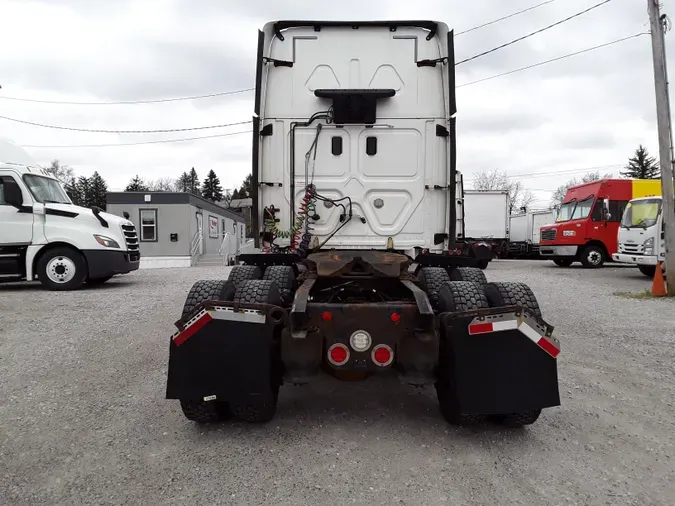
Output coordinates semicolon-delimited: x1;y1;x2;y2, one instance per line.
468;318;519;335
518;321;560;358
209;307;266;324
173;311;212;346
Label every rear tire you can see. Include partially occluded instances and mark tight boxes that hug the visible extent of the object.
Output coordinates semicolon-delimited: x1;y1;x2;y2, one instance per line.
449;267;488;287
638;265;657;278
418;267;450;309
231;280;282;423
182;279;236;320
553;259;573;267
180;399;230;424
477;259;489;270
484;281;542;318
580;245;605;268
228;265;262;288
492;410;542;428
435;281;488;426
36;246;87;291
263;265;296;293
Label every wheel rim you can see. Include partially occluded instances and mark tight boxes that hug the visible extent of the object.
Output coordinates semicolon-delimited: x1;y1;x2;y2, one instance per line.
46;256;76;284
587;250;602;266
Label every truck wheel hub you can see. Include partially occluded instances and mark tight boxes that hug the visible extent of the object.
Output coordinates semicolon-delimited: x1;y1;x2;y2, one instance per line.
47;257;76;283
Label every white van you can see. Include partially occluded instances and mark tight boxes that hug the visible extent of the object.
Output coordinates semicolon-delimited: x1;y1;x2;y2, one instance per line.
612;196;665;277
0;138;140;290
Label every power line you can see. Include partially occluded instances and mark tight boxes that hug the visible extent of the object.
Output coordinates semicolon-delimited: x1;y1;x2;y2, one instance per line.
457;0;558;36
458;33;647;88
456;0;613;65
0;87;255;105
464;164;622;182
0;115;252;134
20;130;253;148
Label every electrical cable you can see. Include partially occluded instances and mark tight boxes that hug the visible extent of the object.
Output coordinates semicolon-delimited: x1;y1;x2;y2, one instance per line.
0;88;255;105
456;0;613;65
457;33;648;87
456;0;558;36
0;115;252;134
464;164;623;182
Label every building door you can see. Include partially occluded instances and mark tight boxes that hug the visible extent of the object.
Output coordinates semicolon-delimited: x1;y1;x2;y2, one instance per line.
196;211;204;255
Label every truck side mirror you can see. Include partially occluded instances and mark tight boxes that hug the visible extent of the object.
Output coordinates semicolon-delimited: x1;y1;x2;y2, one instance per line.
2;178;24;209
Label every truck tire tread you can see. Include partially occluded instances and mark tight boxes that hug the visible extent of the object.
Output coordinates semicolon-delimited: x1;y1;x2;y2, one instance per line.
418;267;451;308
228;265;262;288
437;281;489;313
182;279;236;320
234;279;282;306
262;265;296;293
179;399;230;423
484;282;542;318
449;267;488;286
494;410;541;428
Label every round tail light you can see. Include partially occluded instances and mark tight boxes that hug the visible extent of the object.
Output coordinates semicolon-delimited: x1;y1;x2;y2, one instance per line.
371;344;394;367
327;343;350;366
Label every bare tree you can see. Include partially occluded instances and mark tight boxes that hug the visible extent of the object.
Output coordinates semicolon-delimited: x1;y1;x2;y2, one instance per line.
45;160;75;183
220;189;234;207
147;177;177;192
472;169;535;214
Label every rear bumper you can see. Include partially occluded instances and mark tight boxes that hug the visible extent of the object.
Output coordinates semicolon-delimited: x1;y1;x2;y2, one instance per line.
539;245;578;257
612;253;658;266
83;249;140;279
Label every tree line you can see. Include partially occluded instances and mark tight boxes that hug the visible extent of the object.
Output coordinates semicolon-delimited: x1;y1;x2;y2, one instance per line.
46;161;108;209
472;144;661;212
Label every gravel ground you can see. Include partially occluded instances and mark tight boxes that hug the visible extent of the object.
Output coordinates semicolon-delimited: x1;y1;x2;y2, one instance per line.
1;260;674;505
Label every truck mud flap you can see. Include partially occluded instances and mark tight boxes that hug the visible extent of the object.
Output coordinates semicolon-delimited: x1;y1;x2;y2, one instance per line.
439;306;560;415
165;302;286;404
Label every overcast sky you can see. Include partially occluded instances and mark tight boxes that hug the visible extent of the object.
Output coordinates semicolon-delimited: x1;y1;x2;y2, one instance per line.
0;0;668;207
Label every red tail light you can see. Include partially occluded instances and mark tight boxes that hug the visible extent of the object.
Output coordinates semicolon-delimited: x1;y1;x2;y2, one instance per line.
371;344;394;367
390;312;401;323
327;343;349;366
322;311;333;322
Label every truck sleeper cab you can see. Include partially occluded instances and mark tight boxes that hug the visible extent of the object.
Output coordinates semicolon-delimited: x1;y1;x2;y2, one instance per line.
539;179;661;268
612;196;667;277
0;139;140;290
166;20;560;430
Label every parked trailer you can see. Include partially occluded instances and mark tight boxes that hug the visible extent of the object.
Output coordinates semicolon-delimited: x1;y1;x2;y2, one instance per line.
166;20;560;429
463;190;509;261
508;210;555;258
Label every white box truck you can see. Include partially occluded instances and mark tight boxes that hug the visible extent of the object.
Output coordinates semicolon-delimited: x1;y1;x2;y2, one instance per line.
462;190;509;259
612;196;666;277
508;210;555;258
0;138;140;290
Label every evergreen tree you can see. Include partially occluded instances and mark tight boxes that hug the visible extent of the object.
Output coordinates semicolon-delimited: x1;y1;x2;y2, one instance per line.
201;170;224;202
125;175;149;192
89;172;108;209
621;145;660;179
64;177;80;204
187;167;201;196
76;176;92;207
175;171;191;192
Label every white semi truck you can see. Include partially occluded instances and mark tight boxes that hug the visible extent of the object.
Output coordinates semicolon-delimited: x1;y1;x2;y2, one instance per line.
0;138;140;290
612;196;666;277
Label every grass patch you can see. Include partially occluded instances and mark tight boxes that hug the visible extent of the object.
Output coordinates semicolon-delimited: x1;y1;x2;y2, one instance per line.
614;290;667;299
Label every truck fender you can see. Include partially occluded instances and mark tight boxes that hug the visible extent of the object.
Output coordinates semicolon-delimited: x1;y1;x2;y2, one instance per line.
26;242;85;280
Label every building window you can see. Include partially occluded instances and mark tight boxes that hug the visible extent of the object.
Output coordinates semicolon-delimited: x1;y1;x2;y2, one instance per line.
139;209;157;241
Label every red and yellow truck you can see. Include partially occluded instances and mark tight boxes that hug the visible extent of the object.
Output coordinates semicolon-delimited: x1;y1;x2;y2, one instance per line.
539;179;661;268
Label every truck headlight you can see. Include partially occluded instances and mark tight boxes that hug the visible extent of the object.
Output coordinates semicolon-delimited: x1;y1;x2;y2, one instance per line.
562;230;576;237
643;237;654;248
94;235;120;248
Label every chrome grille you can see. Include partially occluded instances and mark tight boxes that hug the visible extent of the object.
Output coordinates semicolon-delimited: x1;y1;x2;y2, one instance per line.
121;223;140;261
540;229;557;241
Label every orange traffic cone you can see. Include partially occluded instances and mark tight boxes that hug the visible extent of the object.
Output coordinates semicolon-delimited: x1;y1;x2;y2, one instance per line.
651;261;667;297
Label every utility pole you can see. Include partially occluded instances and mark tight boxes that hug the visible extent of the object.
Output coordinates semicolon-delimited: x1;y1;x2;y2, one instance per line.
648;0;675;295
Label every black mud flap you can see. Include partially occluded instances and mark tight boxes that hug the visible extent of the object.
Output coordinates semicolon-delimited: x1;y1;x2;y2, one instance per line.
440;306;561;415
165;302;285;405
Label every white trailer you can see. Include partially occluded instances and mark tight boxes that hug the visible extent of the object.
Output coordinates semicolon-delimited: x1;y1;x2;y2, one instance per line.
462;190;509;257
508;210;555;257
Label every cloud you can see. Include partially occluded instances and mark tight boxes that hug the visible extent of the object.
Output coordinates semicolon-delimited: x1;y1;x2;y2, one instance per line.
0;0;668;200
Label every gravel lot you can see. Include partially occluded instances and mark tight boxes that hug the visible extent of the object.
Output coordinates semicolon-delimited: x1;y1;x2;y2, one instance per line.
1;260;674;505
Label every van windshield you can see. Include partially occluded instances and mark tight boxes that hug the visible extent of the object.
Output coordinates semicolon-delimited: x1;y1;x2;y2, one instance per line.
621;198;662;228
23;174;71;204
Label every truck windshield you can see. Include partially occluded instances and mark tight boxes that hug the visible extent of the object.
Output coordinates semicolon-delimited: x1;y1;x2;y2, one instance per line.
571;196;594;220
556;201;576;222
23;174;71;204
621;198;662;228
